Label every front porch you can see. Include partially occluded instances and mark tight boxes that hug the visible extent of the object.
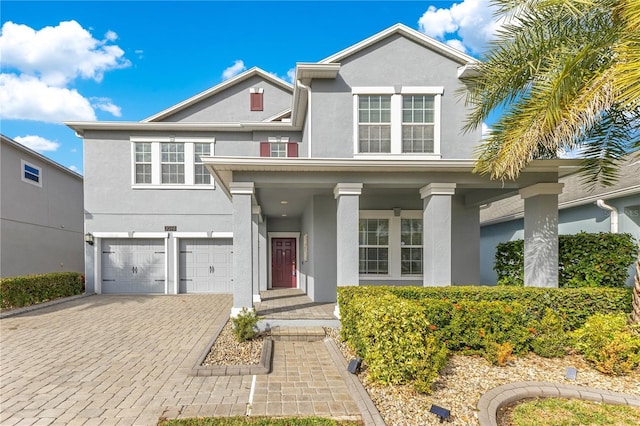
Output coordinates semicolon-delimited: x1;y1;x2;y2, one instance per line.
256;289;340;329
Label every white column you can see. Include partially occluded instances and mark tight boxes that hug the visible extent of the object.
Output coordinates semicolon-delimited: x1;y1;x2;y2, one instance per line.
252;205;262;303
230;182;255;316
420;183;456;286
520;183;564;288
334;183;363;287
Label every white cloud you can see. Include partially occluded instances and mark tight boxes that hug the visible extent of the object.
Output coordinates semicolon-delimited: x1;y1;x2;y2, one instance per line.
0;73;96;122
222;60;246;80
91;97;122;117
0;20;131;86
418;0;504;54
68;165;80;172
14;134;60;152
446;39;467;53
286;68;296;83
481;122;491;139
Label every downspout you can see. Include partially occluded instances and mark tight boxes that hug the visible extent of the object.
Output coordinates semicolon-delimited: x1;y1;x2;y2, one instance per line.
596;199;619;233
296;80;311;158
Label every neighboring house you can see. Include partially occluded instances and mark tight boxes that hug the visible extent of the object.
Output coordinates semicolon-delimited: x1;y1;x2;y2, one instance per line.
67;24;579;315
0;134;84;278
480;156;640;286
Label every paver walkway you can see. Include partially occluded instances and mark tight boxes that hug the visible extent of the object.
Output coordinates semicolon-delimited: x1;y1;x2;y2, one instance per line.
0;295;362;425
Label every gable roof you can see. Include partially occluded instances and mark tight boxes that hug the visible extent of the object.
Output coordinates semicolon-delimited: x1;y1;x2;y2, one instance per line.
1;134;83;180
320;23;478;66
480;155;640;225
143;67;293;123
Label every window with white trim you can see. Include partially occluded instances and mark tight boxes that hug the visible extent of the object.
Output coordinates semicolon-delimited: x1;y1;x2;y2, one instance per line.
359;219;389;275
21;160;42;187
135;143;152;184
358;95;391;153
353;87;442;157
130;137;215;188
359;211;423;278
402;95;435;153
400;218;423;275
194;143;210;184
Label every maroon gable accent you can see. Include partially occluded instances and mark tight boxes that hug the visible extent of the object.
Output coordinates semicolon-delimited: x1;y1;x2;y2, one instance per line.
250;92;263;111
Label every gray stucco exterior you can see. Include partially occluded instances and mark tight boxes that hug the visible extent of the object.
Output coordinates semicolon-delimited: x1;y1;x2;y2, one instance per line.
68;24;580;313
1;135;84;278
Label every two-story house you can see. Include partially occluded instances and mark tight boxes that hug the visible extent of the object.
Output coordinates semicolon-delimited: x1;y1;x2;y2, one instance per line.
67;24;577;316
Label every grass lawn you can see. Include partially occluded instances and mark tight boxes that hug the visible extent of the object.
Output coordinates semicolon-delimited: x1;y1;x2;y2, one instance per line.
506;398;640;426
158;417;363;426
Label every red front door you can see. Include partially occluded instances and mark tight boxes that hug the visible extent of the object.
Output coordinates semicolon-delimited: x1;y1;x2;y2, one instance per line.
272;238;296;288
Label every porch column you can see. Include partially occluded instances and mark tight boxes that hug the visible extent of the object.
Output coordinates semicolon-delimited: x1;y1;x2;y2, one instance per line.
520;183;564;288
420;183;456;286
334;183;363;286
230;182;255;316
252;205;262;303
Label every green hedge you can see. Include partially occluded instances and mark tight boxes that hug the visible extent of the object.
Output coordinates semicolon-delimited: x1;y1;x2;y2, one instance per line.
495;232;637;287
0;272;84;310
339;285;631;330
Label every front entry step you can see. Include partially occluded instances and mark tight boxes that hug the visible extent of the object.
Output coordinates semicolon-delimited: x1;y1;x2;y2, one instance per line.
270;326;326;341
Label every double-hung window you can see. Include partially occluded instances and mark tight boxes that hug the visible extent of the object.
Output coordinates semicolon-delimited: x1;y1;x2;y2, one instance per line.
359;219;389;275
359;211;423;278
260;137;299;157
194;143;211;185
161;143;185;184
358;95;391;153
131;137;215;188
353;87;442;157
402;95;435;153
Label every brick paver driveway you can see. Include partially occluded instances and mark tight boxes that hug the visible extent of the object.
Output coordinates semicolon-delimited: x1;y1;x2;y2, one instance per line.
0;295;253;425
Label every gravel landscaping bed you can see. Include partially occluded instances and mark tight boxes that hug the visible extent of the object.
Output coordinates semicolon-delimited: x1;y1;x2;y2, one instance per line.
325;328;640;426
202;320;263;366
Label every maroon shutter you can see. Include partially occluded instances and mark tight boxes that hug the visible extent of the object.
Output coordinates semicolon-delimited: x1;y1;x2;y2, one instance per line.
260;142;270;157
250;92;263;111
287;142;298;158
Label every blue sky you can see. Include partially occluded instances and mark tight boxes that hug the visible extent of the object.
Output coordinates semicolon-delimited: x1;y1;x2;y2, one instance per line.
1;1;502;173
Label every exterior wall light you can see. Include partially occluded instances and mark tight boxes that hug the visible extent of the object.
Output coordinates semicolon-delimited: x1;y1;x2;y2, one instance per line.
84;233;94;245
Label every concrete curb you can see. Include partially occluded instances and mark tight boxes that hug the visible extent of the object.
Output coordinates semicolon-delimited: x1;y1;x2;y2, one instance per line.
324;337;386;426
477;381;640;426
191;317;273;376
0;293;94;319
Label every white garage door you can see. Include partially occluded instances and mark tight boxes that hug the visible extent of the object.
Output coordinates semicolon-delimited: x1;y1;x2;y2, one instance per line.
101;239;165;294
179;239;233;293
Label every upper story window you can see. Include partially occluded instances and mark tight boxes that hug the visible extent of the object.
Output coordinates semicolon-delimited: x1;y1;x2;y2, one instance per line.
161;143;185;184
358;95;391;153
131;137;215;189
194;143;211;185
402;95;435;153
260;137;299;158
21;160;42;187
353;87;443;158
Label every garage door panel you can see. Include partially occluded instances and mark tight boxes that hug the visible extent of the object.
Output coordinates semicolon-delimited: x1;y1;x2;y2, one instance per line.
101;239;165;294
179;239;232;293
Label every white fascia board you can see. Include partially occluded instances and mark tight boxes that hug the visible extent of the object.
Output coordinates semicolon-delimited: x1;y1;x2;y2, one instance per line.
65;121;299;135
457;64;481;79
295;63;341;80
142;67;293;122
320;23;478;66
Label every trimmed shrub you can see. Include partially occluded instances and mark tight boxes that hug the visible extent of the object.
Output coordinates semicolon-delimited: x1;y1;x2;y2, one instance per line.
231;308;261;342
339;291;448;393
530;308;570;358
572;313;640;375
340;285;631;331
0;272;83;310
495;232;636;288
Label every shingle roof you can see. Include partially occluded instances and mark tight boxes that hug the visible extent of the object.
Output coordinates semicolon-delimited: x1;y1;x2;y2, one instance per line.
480;154;640;225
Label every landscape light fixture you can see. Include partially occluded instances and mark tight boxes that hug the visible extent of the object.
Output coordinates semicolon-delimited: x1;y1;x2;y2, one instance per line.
347;357;362;374
566;367;577;380
84;233;94;245
429;404;450;422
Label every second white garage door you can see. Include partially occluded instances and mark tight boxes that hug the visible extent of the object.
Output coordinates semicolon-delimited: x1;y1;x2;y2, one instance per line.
179;239;233;293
